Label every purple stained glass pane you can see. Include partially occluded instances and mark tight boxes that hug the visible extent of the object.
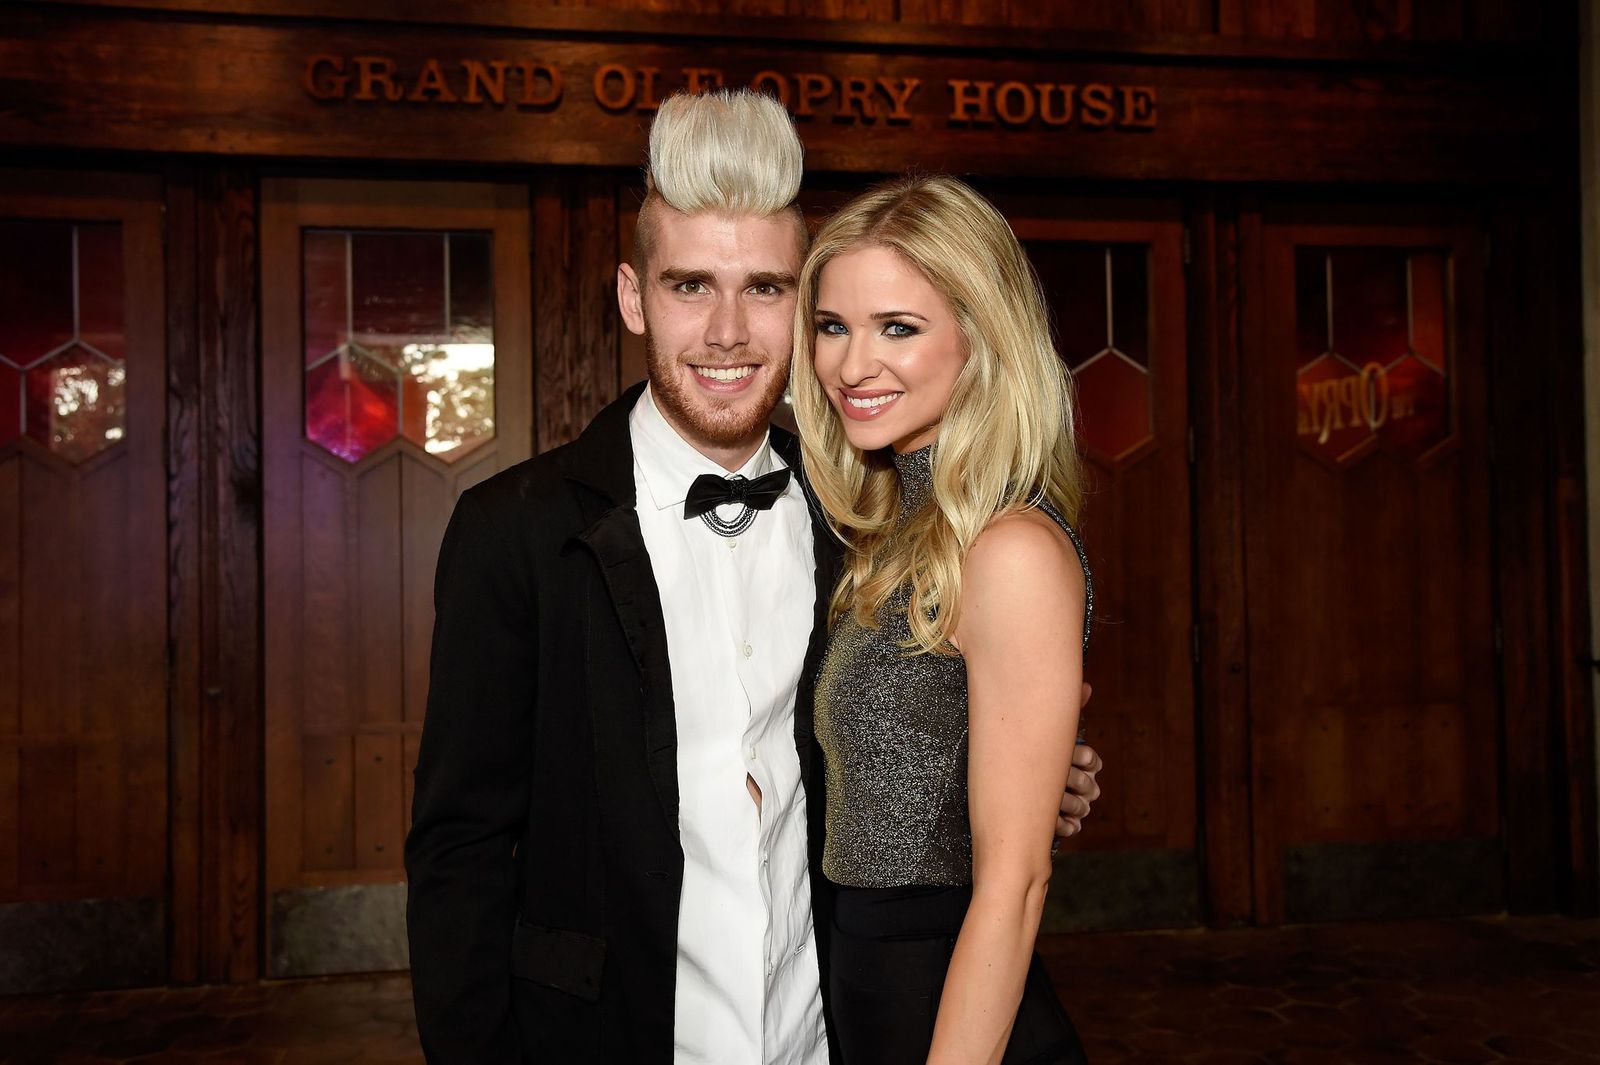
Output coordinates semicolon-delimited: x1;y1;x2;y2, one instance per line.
24;344;125;463
0;219;76;366
0;364;20;447
350;232;447;345
1295;247;1330;369
305;347;399;463
1024;241;1107;369
1107;244;1149;368
1330;249;1409;366
303;230;349;365
448;233;494;343
76;223;124;362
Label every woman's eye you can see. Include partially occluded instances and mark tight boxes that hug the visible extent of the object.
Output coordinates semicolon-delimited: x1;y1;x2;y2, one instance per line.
885;322;919;338
817;320;847;337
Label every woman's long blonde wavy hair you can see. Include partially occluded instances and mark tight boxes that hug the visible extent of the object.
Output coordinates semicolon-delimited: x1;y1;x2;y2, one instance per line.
791;175;1087;656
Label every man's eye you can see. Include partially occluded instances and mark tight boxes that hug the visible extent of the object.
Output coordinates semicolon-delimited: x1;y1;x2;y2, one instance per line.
885;322;919;338
750;283;780;297
678;280;707;294
816;320;847;337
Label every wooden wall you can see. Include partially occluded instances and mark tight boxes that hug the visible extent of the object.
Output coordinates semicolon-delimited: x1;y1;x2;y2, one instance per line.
0;0;1591;989
516;0;1544;42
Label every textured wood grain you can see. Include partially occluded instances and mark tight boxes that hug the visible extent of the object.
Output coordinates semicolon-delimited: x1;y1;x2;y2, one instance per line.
0;11;1557;187
1188;197;1255;926
197;163;264;981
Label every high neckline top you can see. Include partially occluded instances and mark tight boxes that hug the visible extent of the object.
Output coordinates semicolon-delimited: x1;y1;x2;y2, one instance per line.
891;444;934;517
814;450;1095;889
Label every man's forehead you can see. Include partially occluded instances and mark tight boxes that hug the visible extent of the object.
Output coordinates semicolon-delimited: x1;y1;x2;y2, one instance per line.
650;207;803;273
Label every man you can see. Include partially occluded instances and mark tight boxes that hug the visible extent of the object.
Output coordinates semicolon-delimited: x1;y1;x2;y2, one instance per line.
405;88;1104;1064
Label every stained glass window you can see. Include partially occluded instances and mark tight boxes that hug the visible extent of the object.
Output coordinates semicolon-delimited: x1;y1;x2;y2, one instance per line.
1026;241;1153;464
303;230;495;463
1294;247;1452;467
0;220;127;460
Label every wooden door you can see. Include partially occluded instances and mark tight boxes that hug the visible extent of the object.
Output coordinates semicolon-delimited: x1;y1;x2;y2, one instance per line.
0;170;168;992
1242;213;1498;923
261;178;532;977
1005;200;1199;932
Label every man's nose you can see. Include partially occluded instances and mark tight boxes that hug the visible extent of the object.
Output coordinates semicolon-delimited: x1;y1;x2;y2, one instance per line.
704;294;749;351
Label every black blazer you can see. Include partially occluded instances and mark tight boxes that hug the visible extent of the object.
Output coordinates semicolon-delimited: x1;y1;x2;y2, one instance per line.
405;382;841;1064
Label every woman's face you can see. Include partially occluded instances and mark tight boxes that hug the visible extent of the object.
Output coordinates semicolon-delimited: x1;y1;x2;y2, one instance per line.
811;245;968;454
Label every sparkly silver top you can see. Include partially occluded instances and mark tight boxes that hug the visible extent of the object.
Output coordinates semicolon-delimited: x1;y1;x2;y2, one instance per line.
814;446;1092;888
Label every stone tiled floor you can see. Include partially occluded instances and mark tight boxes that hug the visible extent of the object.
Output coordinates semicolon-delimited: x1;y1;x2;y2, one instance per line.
2;916;1597;1063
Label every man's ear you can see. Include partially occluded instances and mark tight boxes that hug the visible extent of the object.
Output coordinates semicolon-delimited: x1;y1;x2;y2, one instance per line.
617;262;646;337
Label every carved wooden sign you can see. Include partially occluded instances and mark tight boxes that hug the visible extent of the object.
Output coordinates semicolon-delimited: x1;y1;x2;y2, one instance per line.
0;7;1554;183
301;54;1159;131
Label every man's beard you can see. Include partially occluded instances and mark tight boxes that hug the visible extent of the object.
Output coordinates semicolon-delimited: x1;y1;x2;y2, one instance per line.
645;331;789;449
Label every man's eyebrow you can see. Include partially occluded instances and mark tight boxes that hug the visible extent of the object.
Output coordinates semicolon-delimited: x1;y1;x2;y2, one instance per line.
657;267;712;286
747;270;798;289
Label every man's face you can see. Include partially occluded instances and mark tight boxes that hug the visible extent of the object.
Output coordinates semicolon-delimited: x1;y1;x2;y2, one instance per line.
618;207;803;456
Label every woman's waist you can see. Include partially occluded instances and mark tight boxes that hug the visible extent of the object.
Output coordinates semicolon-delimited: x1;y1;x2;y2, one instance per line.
827;880;974;939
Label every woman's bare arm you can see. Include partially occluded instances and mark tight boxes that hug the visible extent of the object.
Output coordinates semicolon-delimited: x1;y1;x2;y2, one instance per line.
927;510;1085;1065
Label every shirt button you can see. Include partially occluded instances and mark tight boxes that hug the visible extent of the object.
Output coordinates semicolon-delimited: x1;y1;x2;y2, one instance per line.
762;851;770;866
729;539;738;551
742;643;753;658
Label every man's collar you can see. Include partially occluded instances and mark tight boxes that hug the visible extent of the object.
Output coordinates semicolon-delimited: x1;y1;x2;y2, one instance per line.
631;386;782;512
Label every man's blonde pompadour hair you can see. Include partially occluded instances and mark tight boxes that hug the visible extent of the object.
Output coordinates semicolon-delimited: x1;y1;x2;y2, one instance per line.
634;88;806;268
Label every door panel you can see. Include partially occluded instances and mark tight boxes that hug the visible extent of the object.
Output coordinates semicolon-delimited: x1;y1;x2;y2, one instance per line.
261;178;532;976
1007;205;1199;932
0;170;168;992
1243;217;1497;923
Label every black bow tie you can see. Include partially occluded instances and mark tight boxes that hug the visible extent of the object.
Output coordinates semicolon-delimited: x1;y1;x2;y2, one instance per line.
683;468;793;519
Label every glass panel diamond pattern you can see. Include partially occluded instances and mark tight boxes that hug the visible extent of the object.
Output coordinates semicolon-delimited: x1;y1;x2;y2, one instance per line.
0;220;126;458
1294;248;1452;467
1025;240;1153;464
303;230;496;463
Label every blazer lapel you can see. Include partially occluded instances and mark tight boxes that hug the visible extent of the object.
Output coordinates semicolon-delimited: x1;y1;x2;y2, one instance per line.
565;384;681;837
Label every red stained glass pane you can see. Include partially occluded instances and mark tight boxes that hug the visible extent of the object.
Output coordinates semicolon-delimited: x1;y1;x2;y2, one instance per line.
0;364;21;446
76;223;124;362
1074;352;1152;462
350;233;447;344
1376;354;1449;460
1295;354;1376;466
1295;247;1330;369
1330;249;1408;366
305;348;399;463
448;233;494;343
1024;241;1107;368
1108;244;1148;368
303;230;349;365
25;344;125;463
0;220;75;365
1409;251;1447;372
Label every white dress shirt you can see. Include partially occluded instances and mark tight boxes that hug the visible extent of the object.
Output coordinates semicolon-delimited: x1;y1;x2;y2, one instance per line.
629;388;827;1065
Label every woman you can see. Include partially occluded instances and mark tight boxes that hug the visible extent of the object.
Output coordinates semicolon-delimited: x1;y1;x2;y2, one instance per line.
792;175;1092;1065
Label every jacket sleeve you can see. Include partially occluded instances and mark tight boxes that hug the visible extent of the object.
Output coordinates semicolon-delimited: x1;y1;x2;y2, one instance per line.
406;486;537;1063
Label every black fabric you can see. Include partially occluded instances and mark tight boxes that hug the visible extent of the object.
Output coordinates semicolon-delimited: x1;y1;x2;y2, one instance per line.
828;884;1088;1065
405;383;845;1064
683;467;793;518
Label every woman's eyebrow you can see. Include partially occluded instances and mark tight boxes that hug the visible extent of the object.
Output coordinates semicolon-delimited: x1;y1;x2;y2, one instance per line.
870;311;930;322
